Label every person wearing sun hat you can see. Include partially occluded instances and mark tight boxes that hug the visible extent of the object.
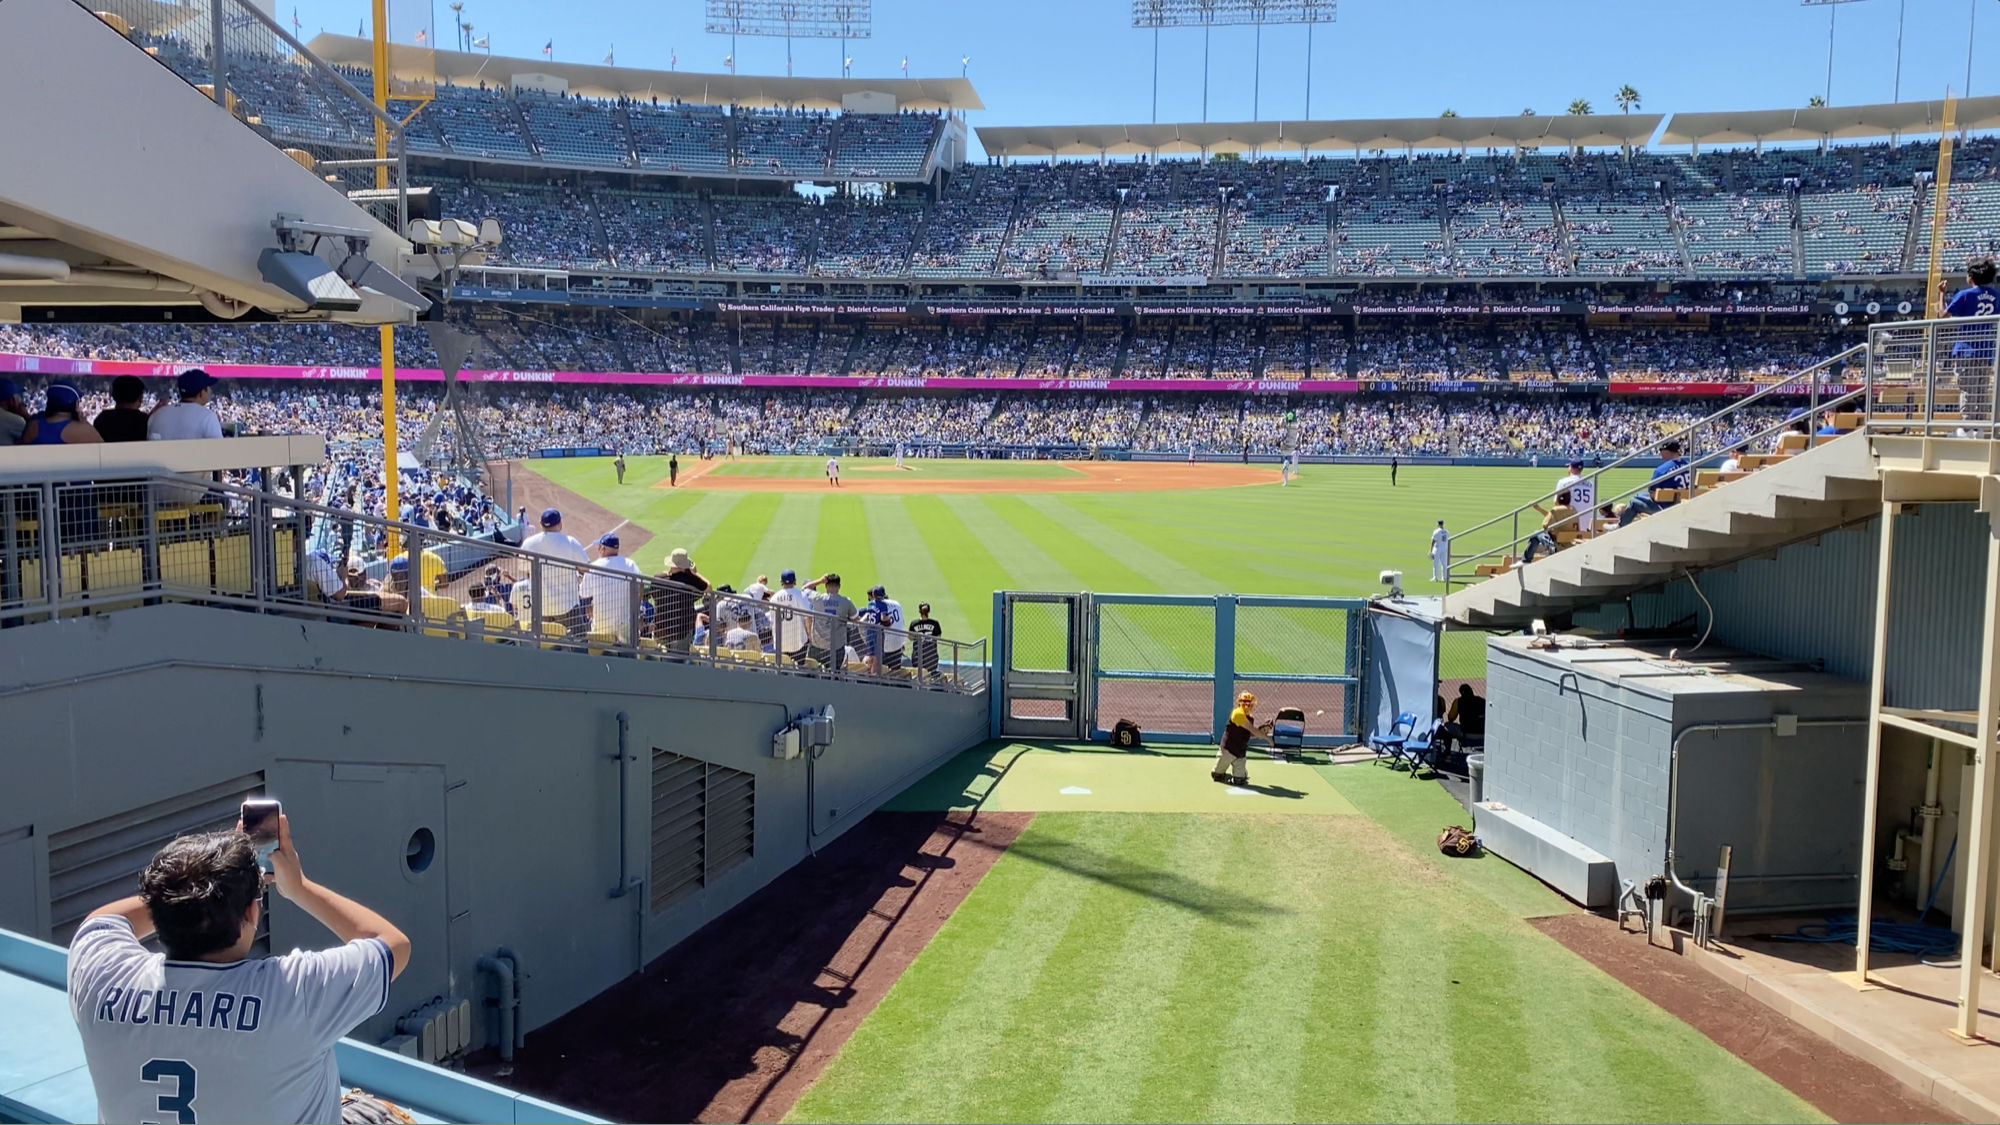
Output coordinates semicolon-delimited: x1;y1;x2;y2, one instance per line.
21;384;102;445
649;546;708;651
1213;690;1274;786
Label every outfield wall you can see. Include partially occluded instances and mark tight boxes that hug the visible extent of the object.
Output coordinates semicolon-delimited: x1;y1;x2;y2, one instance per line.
0;604;988;1051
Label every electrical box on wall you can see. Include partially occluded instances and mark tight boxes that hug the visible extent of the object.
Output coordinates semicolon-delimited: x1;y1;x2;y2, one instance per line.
773;725;802;760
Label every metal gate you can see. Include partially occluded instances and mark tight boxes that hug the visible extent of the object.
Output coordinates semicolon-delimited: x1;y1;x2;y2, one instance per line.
992;591;1090;739
993;592;1368;746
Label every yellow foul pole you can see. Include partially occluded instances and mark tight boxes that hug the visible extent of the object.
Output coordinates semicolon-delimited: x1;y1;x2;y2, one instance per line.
372;0;399;551
1925;93;1959;320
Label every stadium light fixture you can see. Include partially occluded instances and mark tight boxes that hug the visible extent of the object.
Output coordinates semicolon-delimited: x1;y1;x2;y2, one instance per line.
705;1;870;81
1801;0;1867;108
1131;1;1334;125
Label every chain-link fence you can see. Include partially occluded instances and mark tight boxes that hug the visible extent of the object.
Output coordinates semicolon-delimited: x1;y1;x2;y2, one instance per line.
1007;598;1074;673
1231;600;1359;738
1093;598;1216;738
1438;625;1490;707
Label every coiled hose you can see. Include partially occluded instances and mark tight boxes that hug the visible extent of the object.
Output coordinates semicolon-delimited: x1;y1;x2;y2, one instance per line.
1768;837;1960;958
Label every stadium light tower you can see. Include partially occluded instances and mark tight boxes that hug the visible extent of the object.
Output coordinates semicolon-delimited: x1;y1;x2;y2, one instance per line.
1132;1;1334;126
1801;0;1867;106
705;1;870;83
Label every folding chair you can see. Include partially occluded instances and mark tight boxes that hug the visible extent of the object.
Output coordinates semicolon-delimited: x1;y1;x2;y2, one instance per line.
1397;724;1440;779
1370;711;1417;767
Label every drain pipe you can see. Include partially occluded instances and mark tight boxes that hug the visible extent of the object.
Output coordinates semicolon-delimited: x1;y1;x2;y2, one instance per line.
1916;738;1943;904
609;711;633;898
1665;718;1870;908
495;947;524;1052
476;955;517;1062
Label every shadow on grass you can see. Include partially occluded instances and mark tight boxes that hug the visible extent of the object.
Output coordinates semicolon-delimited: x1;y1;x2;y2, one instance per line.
1001;836;1292;926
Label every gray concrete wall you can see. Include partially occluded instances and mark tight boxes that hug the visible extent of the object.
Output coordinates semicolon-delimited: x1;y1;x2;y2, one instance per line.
1484;642;1869;912
0;605;989;1046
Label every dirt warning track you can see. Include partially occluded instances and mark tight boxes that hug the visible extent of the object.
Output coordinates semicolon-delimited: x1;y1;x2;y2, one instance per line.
677;461;1283;494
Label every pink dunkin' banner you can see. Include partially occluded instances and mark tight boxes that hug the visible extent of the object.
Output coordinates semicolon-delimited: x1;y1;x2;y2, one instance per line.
0;352;1357;394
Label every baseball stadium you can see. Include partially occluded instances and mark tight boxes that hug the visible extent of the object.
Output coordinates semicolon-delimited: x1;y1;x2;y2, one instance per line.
3;0;2000;1122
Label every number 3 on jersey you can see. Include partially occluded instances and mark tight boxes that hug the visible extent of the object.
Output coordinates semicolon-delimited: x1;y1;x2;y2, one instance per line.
140;1058;198;1124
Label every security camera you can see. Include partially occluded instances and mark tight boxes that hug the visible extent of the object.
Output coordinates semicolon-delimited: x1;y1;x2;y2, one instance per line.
1379;569;1403;597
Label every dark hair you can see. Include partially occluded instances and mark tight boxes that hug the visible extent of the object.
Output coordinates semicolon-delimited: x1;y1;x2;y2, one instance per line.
1661;441;1682;455
467;583;486;600
1969;257;1998;286
1555;490;1572;506
110;376;145;405
1458;682;1475;697
138;831;262;960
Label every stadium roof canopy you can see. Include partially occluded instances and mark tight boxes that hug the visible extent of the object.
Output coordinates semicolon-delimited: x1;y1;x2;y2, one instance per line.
1660;95;2000;147
976;112;1665;157
303;34;983;111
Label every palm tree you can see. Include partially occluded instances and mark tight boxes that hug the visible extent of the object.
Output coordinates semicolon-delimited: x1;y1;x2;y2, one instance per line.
1440;108;1458;117
1808;95;1827;108
1567;98;1593;116
1615;85;1641;114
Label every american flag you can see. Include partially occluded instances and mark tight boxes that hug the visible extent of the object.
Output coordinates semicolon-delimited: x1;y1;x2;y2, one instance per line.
415;28;426;44
542;39;553;57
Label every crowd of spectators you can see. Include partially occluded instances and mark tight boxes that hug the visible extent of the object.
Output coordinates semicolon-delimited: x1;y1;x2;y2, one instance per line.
0;372;1820;461
0;316;1862;384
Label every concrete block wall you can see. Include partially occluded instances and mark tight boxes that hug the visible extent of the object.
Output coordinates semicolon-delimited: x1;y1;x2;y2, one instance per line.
1484;649;1674;888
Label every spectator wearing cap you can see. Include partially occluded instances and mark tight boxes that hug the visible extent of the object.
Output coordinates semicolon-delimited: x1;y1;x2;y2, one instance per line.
580;533;643;643
93;376;150;443
907;602;943;675
649;547;708;652
518;508;590;634
148;370;224;441
769;569;812;664
803;572;856;671
21;384;102;445
0;379;25;447
1619;440;1691;526
869;585;905;672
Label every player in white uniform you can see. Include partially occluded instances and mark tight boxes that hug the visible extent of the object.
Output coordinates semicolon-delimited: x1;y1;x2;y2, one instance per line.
68;815;410;1125
1430;521;1450;582
826;456;841;487
894;442;906;470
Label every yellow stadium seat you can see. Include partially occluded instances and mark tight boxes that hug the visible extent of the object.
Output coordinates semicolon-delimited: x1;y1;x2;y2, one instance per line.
418;594;460;636
159;540;209;590
214;535;252;594
462;607;515;641
274;529;297;589
86;548;145;601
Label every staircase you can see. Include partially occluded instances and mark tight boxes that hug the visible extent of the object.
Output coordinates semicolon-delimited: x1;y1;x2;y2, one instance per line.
991;194;1026;275
1100;192;1128;274
698;192;719;270
1446;433;1881;627
1787;184;1806;278
1900;176;1928;272
1663;190;1696;275
1211;194;1230;275
506;92;545;161
1549;191;1581;275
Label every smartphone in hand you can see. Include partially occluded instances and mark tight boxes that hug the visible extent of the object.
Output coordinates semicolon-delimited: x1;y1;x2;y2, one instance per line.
240;799;281;872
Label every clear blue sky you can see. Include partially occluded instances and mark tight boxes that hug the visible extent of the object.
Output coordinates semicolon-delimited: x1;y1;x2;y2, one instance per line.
297;0;1994;152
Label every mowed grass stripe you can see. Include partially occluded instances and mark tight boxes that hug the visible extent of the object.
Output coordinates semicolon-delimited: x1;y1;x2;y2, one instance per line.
860;497;963;635
1038;816;1230;1122
740;494;825;586
900;495;1016;643
682;492;781;585
943;814;1181;1123
809;494;877;592
939;495;1089;594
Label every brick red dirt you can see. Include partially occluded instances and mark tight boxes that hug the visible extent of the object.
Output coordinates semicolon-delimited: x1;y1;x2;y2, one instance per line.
492;460;655;561
467;809;1032;1124
1532;912;1962;1124
682;460;1282;494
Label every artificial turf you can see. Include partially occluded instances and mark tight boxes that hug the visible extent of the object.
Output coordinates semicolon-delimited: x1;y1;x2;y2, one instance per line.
785;748;1825;1125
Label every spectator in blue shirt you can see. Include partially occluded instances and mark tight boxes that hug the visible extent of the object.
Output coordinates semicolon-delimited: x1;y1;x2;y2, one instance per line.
1619;441;1690;526
1945;257;2000;320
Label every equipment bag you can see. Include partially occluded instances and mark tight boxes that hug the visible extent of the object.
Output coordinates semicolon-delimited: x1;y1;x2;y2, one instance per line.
1437;825;1481;857
1110;719;1143;749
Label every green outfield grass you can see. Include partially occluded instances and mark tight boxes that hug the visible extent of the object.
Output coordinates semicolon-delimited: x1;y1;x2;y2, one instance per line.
785;749;1824;1125
524;456;1646;652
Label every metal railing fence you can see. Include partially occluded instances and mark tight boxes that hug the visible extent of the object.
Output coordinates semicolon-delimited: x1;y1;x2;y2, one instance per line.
0;474;986;695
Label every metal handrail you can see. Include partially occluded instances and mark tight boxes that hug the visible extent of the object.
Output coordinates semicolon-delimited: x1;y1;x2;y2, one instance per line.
1442;343;1866;589
0;474;987;695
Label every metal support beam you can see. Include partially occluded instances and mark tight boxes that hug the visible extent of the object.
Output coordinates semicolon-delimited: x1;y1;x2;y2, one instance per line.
1953;506;2000;1041
1855;500;1896;980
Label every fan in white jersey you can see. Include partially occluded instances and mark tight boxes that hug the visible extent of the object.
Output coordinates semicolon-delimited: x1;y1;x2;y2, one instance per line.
68;814;410;1125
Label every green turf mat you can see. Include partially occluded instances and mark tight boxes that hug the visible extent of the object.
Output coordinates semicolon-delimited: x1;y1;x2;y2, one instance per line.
788;812;1824;1125
883;742;1356;814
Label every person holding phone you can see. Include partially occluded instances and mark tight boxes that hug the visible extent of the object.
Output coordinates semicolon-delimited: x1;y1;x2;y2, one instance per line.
66;805;411;1124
